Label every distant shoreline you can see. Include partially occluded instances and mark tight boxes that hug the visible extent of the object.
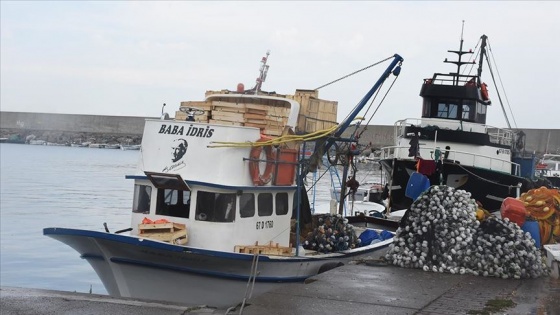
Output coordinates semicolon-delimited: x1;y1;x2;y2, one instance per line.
1;111;559;155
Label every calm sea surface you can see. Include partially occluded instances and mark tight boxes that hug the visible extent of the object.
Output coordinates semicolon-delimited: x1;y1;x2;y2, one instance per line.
0;142;378;295
0;143;138;294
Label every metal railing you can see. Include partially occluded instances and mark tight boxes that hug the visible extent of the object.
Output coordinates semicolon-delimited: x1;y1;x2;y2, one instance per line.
380;145;520;176
393;118;515;147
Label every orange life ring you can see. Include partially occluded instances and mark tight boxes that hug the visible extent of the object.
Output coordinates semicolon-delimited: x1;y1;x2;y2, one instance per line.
480;82;489;100
249;136;276;186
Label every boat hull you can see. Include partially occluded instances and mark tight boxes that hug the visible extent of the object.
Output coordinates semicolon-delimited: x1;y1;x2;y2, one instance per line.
380;158;532;211
44;227;392;307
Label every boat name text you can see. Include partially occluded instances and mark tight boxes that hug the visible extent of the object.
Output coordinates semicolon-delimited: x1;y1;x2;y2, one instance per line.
496;148;510;155
256;220;274;230
159;124;214;138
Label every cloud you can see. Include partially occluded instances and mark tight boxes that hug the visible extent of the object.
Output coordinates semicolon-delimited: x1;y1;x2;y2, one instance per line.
1;1;559;128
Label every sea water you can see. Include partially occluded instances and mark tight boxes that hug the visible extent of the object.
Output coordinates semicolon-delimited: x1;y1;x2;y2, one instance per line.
0;143;137;294
0;143;379;295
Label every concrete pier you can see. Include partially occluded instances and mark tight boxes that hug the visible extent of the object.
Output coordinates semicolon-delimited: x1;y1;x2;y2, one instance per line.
2;263;558;315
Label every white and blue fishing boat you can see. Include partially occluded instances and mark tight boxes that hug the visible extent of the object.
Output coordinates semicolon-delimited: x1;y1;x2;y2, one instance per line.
43;53;403;308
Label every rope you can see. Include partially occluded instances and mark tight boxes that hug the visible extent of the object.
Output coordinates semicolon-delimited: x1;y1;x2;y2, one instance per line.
483;51;511;129
486;39;518;129
208;125;337;148
208;117;368;148
240;252;260;314
305;167;331;193
314;56;394;90
358;73;400;139
454;162;521;189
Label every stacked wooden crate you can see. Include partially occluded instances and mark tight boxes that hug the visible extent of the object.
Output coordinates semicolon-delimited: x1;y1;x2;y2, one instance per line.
175;89;338;135
175;99;290;137
138;222;188;245
287;89;338;134
234;241;293;256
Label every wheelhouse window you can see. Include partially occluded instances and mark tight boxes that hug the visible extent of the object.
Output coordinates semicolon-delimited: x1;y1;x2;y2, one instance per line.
422;99;431;117
437;102;458;119
240;193;255;218
195;191;236;222
461;105;471;120
258;193;273;217
275;193;289;215
133;184;152;214
156;189;190;218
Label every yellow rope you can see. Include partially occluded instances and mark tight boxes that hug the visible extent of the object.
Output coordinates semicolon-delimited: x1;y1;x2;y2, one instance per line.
207;124;339;148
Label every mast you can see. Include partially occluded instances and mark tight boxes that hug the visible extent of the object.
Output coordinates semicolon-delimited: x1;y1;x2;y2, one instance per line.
253;50;270;94
444;22;475;86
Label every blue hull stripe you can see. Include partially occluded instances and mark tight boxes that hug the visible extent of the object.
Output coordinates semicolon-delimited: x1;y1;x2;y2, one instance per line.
43;227;330;263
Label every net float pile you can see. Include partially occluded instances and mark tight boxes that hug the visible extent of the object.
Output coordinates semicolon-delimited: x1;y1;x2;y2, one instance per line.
385;185;548;278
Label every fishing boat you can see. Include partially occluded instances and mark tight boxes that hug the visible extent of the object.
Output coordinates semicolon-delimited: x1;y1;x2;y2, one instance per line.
379;34;537;212
536;154;560;188
43;53;403;308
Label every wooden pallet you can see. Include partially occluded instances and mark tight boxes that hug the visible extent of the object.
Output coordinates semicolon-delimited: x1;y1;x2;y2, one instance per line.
234;241;293;256
138;222;188;244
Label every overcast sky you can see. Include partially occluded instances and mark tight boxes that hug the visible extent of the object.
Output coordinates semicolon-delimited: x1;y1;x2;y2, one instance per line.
1;1;559;128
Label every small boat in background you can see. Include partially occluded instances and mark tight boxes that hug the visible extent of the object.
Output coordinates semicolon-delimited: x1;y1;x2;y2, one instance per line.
536;154;560;188
71;142;91;148
28;139;46;145
120;144;141;151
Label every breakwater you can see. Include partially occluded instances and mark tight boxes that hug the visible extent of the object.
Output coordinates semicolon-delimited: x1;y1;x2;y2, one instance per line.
0;111;154;145
1;111;559;154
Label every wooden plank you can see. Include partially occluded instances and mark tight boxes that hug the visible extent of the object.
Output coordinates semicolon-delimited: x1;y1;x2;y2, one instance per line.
244;113;267;120
246;108;267;115
212;111;245;121
244;104;268;111
139;223;173;231
234;242;292;256
212;106;246;114
209;119;244;126
245;122;267;128
212;101;246;109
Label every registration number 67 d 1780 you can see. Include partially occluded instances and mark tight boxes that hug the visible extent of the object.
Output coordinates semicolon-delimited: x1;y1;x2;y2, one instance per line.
256;220;273;229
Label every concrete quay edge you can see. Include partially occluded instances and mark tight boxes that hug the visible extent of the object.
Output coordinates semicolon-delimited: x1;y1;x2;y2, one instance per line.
1;264;559;315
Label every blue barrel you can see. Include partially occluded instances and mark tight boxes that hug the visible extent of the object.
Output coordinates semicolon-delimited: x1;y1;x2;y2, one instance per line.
522;220;541;248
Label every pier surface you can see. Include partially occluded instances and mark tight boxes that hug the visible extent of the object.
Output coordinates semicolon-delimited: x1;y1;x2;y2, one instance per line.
1;264;558;314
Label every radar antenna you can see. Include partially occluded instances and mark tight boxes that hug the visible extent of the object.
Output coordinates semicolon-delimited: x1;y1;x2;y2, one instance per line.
253;50;270;94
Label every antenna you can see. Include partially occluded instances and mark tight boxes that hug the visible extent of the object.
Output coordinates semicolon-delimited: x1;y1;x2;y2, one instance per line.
254;50;270;94
461;20;465;42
